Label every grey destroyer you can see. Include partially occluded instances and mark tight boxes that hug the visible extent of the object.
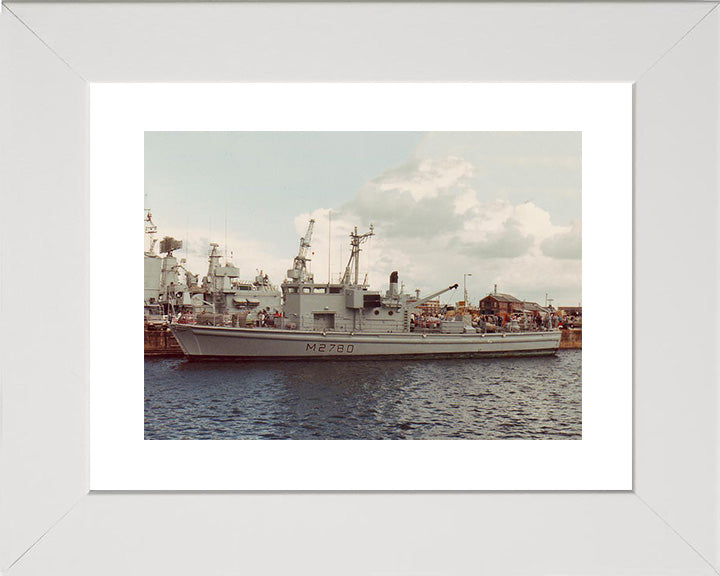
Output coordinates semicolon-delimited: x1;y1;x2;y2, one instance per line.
144;210;281;325
170;221;562;360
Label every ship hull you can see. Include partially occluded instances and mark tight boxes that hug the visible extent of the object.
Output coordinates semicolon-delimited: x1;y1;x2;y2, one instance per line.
170;324;562;361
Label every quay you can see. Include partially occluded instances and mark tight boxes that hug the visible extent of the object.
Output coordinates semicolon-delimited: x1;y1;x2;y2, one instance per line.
145;326;183;357
559;328;582;350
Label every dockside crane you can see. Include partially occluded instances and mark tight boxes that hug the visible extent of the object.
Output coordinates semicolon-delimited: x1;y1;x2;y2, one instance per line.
287;219;315;282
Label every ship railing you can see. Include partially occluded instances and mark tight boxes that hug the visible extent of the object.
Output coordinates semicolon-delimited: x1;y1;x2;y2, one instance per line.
144;314;169;330
176;310;287;329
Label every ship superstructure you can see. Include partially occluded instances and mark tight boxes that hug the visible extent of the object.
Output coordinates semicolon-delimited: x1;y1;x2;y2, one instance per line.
282;224;458;333
144;211;193;325
198;242;281;319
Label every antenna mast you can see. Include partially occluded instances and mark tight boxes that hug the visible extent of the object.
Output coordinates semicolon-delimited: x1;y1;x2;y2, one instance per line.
144;209;158;255
341;224;374;285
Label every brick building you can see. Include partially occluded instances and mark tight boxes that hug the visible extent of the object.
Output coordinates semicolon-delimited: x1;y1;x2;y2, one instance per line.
479;293;552;316
479;292;523;314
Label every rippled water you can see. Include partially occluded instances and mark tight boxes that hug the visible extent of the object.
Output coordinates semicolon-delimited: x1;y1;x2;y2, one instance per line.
145;350;581;440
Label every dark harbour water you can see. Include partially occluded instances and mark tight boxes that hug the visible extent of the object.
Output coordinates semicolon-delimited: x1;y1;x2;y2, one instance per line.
145;350;581;440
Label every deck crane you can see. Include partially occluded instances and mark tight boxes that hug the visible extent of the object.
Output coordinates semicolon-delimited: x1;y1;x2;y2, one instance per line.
287;219;315;282
408;283;459;309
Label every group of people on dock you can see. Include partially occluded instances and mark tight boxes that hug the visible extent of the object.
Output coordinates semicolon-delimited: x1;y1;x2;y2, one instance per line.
410;310;563;332
478;312;561;332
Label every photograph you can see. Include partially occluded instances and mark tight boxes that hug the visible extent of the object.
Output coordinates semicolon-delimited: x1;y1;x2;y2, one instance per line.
144;131;582;440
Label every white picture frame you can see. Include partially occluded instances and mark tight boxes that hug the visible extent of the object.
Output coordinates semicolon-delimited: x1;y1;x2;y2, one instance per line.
1;2;718;574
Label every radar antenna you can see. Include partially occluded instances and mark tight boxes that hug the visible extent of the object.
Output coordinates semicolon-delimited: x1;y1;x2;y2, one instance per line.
287;219;315;282
159;236;183;256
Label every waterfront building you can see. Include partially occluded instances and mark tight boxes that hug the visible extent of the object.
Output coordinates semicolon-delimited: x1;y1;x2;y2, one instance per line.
479;292;523;314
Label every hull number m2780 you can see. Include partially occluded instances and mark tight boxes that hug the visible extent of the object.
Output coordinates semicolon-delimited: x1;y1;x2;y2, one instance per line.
306;343;355;354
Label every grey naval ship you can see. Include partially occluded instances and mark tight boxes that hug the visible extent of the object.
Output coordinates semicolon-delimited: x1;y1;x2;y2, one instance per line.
144;210;282;325
170;220;562;360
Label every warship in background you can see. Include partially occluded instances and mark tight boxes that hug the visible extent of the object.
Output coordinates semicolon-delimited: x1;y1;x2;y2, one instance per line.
143;211;281;354
170;220;562;360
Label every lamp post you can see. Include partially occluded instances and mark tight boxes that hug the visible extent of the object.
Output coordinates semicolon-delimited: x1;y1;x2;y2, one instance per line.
463;273;472;310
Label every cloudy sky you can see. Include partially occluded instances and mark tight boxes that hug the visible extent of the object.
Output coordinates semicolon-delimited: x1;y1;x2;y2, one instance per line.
145;132;581;307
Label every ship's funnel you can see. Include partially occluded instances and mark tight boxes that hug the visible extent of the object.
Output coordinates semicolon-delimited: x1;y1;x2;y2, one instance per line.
389;271;399;296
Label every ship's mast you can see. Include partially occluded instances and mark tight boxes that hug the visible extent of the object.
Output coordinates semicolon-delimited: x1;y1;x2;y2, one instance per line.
144;209;158;255
341;224;374;286
207;243;221;278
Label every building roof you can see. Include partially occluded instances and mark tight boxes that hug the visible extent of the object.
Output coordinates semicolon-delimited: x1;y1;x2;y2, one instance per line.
520;302;549;312
480;292;522;303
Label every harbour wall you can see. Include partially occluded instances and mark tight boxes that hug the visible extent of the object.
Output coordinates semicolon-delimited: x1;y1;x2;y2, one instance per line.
559;328;582;349
145;327;183;357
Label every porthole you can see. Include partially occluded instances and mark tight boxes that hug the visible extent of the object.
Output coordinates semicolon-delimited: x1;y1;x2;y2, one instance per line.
374;309;380;315
388;310;394;316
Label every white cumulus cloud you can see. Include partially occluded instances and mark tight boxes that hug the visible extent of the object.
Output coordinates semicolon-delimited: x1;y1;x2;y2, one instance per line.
315;154;582;305
375;156;475;202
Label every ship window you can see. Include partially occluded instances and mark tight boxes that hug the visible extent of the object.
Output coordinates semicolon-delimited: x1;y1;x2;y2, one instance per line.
302;287;311;294
287;287;297;294
313;287;326;294
363;294;382;308
374;309;380;315
388;310;394;316
329;287;342;294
